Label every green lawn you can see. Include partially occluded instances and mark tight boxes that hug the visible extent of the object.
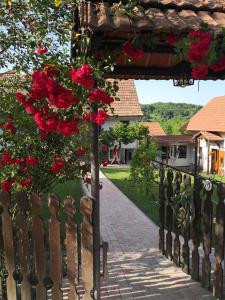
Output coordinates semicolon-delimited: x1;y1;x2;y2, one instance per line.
41;179;83;222
101;167;159;225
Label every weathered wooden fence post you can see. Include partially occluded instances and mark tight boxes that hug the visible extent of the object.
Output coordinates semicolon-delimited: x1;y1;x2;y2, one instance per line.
0;192;17;300
64;196;79;300
201;184;213;291
182;175;191;274
16;192;31;300
191;177;202;281
173;172;182;266
213;184;225;299
166;169;174;260
81;196;94;300
31;193;47;300
49;195;63;300
159;165;165;254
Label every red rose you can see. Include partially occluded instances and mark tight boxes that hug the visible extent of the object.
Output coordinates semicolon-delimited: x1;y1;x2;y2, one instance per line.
16;92;26;104
44;64;59;77
192;65;208;80
50;157;65;174
92;110;109;126
0;161;5;168
75;148;86;156
36;47;48;55
84;177;91;185
70;64;94;89
122;42;144;59
101;144;108;153
2;121;16;134
57;119;79;137
102;159;109;167
166;34;180;46
89;89;114;105
2;151;12;164
83;113;91;122
210;56;225;72
1;178;14;192
21;177;32;188
25;156;39;166
48;85;80;109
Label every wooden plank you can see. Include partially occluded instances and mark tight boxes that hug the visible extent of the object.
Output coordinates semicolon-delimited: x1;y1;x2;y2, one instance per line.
166;169;173;260
16;192;31;300
0;192;17;300
159;165;165;254
0;204;7;299
81;196;93;300
201;188;213;291
64;196;79;300
191;177;202;281
49;195;63;300
213;184;225;299
31;193;47;300
173;172;182;267
182;175;191;274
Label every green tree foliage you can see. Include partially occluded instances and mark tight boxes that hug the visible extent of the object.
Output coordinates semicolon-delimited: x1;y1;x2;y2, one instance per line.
141;102;202;134
130;139;158;195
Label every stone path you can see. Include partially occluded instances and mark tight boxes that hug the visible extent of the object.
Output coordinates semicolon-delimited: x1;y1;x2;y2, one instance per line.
99;171;216;300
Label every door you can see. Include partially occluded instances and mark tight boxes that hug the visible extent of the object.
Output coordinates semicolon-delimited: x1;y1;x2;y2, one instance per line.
218;150;225;175
211;149;219;173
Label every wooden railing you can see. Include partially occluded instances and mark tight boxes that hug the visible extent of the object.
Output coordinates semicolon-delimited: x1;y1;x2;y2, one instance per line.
0;191;98;300
156;162;225;299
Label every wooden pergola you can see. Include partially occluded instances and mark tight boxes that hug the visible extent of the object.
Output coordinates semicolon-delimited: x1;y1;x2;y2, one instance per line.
77;1;225;299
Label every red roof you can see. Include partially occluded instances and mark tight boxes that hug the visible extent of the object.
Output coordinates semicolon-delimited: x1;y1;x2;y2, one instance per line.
155;135;194;144
109;80;143;117
185;96;225;132
142;122;166;136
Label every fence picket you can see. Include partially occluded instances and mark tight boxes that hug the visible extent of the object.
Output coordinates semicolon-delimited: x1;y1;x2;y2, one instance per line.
173;172;182;266
213;184;225;299
0;192;17;300
166;170;173;260
64;196;79;300
159;166;165;254
49;195;63;300
81;196;93;300
191;177;202;281
182;175;191;274
31;193;47;300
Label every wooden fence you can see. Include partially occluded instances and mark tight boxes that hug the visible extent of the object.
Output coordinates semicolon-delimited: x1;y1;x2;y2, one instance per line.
157;163;225;299
0;191;101;300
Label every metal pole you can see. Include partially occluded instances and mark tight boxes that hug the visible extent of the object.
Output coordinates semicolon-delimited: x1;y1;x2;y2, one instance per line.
91;105;101;300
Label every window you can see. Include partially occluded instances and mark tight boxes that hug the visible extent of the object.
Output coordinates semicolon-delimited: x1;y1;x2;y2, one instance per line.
177;145;187;159
120;120;129;125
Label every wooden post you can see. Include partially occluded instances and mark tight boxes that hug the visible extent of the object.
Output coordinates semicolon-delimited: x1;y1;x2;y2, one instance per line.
91;105;101;300
159;165;165;254
194;137;198;176
166;169;173;260
207;141;210;175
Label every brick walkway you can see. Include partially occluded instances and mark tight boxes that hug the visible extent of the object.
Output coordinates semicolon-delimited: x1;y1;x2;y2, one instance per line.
100;171;216;300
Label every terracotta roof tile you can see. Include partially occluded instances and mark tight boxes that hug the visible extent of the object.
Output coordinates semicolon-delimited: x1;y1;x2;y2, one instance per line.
142;122;166;136
82;1;225;33
155;135;194;144
108;79;143;117
185;96;225;132
194;131;224;141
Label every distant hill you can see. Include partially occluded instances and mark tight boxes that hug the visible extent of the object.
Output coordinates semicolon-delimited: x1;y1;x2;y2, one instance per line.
141;102;202;134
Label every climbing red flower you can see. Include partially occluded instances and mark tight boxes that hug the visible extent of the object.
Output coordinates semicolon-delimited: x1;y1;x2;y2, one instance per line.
2;121;16;134
2;151;12;164
1;178;14;192
36;47;48;55
57;119;80;137
122;42;144;59
50;157;65;174
192;65;208;80
166;34;180;46
89;89;114;105
70;64;94;89
21;177;32;188
93;110;109;126
75;148;86;156
25;156;39;166
102;159;109;167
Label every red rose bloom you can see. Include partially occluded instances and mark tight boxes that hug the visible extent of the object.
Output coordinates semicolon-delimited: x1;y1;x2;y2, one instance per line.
50;157;65;174
192;65;208;80
166;34;180;46
48;85;80;109
210;56;225;72
89;89;114;105
36;47;48;55
25;156;39;166
44;64;59;77
21;177;32;188
122;42;144;59
57;119;79;137
16;92;26;104
93;110;109;126
70;64;94;89
0;161;5;168
84;177;91;185
102;159;109;167
2;151;12;164
1;178;14;192
101;144;108;153
83;113;91;122
75;148;86;156
2;121;16;134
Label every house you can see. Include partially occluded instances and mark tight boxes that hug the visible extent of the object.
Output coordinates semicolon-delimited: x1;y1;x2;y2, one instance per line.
102;79;143;163
183;96;225;175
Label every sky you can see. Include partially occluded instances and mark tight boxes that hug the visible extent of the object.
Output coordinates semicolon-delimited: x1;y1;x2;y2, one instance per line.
135;80;225;106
